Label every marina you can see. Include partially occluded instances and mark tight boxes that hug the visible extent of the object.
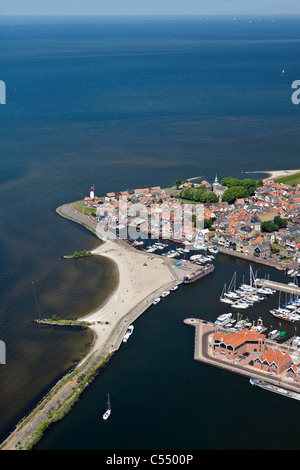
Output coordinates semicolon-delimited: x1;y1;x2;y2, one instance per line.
219;268;276;310
255;278;300;296
184;317;300;402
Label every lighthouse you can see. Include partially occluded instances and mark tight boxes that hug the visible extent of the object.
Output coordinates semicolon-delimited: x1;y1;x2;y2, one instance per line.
90;186;95;199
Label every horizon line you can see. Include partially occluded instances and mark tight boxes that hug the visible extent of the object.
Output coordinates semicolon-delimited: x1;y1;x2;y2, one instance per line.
2;13;300;17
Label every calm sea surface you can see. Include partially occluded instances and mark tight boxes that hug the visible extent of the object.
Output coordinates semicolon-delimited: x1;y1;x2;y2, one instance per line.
1;15;300;449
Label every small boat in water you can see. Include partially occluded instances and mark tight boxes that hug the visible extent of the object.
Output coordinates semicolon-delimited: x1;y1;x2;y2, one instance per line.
214;312;233;326
123;325;134;343
162;290;170;297
153;297;161;305
267;329;280;340
103;393;111;420
275;331;287;342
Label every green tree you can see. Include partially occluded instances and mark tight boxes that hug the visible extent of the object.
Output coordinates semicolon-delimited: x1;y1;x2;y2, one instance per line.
261;221;279;233
205;191;218;203
222;186;248;204
274;216;288;229
175;178;182;189
221;177;242;188
241;178;257;196
204;218;213;229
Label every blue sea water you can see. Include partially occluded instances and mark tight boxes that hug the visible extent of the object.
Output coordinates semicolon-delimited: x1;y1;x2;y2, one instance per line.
1;15;300;449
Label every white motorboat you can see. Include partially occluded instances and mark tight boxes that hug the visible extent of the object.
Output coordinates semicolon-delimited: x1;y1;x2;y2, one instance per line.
214;313;233;326
123;325;134;343
162;290;170;297
103;394;111;420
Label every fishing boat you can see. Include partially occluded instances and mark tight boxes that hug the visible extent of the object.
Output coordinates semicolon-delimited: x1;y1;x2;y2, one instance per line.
102;394;111;420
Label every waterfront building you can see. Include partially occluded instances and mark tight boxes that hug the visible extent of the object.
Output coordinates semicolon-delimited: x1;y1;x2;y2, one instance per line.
286;362;300;382
253;348;292;375
213;329;265;359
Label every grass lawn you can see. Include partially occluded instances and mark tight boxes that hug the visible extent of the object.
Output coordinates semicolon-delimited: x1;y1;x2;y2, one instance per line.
175;197;204;205
274;172;300;186
74;203;96;215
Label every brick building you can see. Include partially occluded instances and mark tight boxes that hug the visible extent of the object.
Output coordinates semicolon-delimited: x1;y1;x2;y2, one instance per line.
213;329;265;359
253;348;292;375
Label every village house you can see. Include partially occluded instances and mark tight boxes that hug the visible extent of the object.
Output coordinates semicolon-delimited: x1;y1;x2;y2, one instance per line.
248;241;270;258
236;239;250;253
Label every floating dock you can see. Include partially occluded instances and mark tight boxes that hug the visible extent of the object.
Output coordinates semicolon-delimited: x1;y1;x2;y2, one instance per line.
255;279;300;296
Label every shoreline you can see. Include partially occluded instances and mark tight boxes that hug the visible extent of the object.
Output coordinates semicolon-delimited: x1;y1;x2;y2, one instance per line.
76;237;178;365
2;166;298;449
244;168;300;181
0;203;179;450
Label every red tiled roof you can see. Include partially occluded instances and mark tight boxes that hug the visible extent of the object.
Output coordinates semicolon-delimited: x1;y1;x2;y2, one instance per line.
255;348;291;367
214;329;265;348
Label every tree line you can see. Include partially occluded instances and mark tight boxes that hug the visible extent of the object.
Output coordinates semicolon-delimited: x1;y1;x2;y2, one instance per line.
220;177;263;204
179;185;219;203
175;176;263;204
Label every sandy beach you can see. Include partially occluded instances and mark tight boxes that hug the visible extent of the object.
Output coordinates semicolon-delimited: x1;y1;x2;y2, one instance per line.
245;168;300;181
78;238;177;363
0;209;181;450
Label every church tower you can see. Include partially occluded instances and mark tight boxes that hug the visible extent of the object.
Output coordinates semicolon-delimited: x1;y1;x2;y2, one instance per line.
213;175;219;186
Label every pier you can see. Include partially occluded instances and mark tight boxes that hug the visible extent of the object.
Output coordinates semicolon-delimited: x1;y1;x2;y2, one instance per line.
255;278;300;296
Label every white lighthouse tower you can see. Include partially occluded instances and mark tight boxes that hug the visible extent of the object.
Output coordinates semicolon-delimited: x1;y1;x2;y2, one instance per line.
90;186;95;199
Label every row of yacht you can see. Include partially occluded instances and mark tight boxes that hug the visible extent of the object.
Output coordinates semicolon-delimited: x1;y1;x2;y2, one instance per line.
145;242;168;253
214;313;266;332
287;269;300;278
270;297;300;323
153;284;179;305
220;281;275;310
